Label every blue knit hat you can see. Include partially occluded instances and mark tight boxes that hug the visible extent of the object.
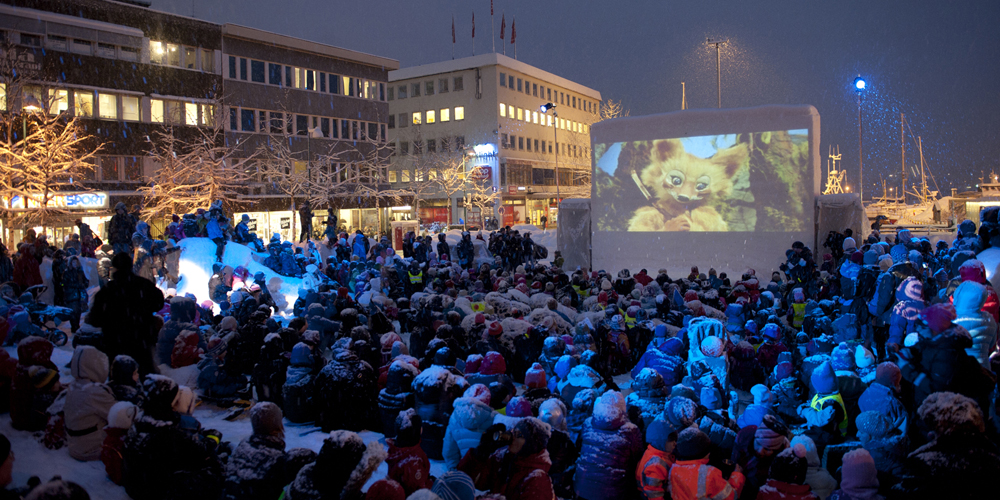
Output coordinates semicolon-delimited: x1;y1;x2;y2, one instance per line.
811;361;838;394
831;342;855;371
432;471;476;500
762;323;781;342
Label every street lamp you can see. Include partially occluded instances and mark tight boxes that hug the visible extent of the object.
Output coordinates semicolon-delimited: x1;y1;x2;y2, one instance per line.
706;38;727;108
854;75;867;201
540;103;559;202
21;93;42;142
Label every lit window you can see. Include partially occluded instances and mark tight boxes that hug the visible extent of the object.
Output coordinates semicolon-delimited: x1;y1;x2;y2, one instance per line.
389;170;398;183
150;99;164;123
166;44;181;66
455;107;464;120
48;89;69;115
412;112;421;125
201;104;215;127
516;108;523;120
202;49;214;73
523;109;530;122
509;105;515;118
532;111;538;124
547;115;553;127
98;93;117;119
401;169;411;182
184;47;196;69
150;41;165;64
185;103;198;126
499;104;505;118
0;83;5;112
426;110;435;124
583;124;588;134
122;96;139;121
440;108;450;122
74;91;94;117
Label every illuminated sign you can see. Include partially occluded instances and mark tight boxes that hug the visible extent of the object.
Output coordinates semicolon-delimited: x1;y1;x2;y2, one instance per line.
468;166;492;181
472;143;497;157
4;192;109;211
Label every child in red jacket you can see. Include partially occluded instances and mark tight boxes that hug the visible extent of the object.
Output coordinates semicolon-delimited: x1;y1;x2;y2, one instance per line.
385;408;432;495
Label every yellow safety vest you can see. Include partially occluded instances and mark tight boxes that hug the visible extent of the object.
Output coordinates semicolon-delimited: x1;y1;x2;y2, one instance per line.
810;392;848;436
625;314;637;327
573;284;590;299
792;302;806;328
408;271;423;284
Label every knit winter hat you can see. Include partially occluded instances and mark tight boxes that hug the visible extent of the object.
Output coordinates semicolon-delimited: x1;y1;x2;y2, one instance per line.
670;384;698;401
538;398;568;432
250;402;285;438
854;345;876;369
840;449;879;497
20;479;90;500
664;397;699;429
856;411;892;440
366;479;406;500
107;401;138;429
394;408;423;448
810;361;838;394
773;361;794;381
513;417;552;457
918;391;986;436
754;415;790;456
700;336;725;358
524;362;547;389
28;366;58;390
700;385;722;411
920;302;957;334
487;321;503;337
479;351;507;375
830;342;855;371
875;362;902;391
879;255;893;272
464;354;483;374
431;471;475;500
675;427;712;460
850;251;864;264
506;396;533;418
761;323;781;342
769;444;809;484
463;384;492;406
751;384;775;406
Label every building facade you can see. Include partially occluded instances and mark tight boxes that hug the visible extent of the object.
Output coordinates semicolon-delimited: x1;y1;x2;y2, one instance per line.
388;53;601;228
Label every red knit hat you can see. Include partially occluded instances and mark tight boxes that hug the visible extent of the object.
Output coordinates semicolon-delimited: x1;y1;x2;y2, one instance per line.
365;479;405;500
488;321;503;337
480;351;507;375
524;362;547;389
475;313;486;325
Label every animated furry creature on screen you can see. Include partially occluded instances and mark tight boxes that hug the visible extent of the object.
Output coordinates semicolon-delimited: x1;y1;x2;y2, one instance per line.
594;130;809;232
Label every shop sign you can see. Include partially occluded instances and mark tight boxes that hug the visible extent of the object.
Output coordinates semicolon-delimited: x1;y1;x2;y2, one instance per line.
508;186;517;194
280;217;291;230
247;219;258;232
468;166;491;181
4;191;109;211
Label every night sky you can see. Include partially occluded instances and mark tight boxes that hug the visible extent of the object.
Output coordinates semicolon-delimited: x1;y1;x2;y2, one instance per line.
153;0;1000;198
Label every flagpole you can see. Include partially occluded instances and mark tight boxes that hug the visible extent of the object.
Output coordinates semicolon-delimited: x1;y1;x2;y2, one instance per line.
501;12;506;55
472;11;475;56
452;16;456;60
491;0;495;53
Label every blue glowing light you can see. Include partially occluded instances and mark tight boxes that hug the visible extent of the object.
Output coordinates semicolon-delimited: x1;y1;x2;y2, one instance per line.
854;77;866;90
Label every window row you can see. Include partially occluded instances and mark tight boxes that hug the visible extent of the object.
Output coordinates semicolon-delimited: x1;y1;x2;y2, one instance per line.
7;30;142;63
499;103;589;134
388;107;466;129
149;41;215;72
241;159;388;184
501;164;586;187
388;76;465;100
394;136;466;156
228;107;386;142
79;156;144;183
499;71;598;115
12;84;214;127
500;133;590;158
226;55;385;101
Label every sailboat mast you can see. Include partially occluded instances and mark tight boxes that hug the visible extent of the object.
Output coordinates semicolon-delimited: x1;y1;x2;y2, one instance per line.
918;136;927;202
901;113;906;204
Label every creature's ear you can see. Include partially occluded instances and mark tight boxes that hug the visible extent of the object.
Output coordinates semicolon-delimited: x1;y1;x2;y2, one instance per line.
651;139;683;163
711;143;749;178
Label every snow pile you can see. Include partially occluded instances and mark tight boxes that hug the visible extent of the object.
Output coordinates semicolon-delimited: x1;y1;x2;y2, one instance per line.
175;238;302;316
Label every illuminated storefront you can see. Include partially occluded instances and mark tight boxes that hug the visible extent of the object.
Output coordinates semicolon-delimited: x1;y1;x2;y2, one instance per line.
1;191;112;247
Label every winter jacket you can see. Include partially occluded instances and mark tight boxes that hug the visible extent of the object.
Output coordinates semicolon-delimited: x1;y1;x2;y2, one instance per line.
888;277;925;345
251;334;288;407
626;368;667;436
895;431;1000;499
65;346;116;461
637;445;674;500
413;365;470;460
443;396;497;469
222;435;294;500
385;440;432;495
757;480;819;500
9;336;56;431
108;209;136;246
378;360;419;437
123;378;223;500
630;340;685;386
668;458;745;500
155;296;201;367
857;383;906;432
574;392;644;500
315;347;377;432
479;448;555;500
12;246;42;289
196;355;246;399
952;281;998;368
283;344;318;423
88;268;165;374
896;326;995;409
756;340;787;377
730;341;766;392
790;436;838;500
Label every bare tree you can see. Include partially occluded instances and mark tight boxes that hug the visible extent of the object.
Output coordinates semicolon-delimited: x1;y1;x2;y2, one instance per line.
433;153;468;226
600;99;630;121
139;114;251;220
465;175;501;228
0;85;100;228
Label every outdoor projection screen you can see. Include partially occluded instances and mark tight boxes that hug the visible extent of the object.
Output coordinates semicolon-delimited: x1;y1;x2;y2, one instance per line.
590;105;820;277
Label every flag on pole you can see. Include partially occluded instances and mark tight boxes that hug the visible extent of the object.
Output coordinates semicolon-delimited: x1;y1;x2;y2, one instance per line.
452;16;456;44
500;14;505;39
511;17;516;44
491;0;494;16
472;12;475;38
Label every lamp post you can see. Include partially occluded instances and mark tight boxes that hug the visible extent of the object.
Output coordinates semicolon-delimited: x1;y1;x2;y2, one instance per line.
706;39;727;108
21;93;42;143
854;75;867;202
540;103;559;204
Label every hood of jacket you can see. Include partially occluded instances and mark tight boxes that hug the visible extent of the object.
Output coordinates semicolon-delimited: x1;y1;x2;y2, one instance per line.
895;276;923;302
71;345;109;384
591;391;628;430
953;280;987;315
110;355;139;386
17;336;55;368
290;343;314;367
451;397;496;430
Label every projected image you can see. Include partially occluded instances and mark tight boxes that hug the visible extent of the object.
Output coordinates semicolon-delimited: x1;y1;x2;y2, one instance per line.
594;130;809;232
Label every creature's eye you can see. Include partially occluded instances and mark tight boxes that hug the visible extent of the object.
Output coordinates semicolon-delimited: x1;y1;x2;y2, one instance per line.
671;177;683;186
666;170;685;187
695;175;711;191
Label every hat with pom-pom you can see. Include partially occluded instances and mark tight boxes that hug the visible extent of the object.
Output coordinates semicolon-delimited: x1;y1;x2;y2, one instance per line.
506;396;533;418
831;342;855;371
700;336;726;357
664;397;699;429
464;354;483;374
487;321;503;337
675;427;712;460
855;345;876;369
431;471;475;500
754;415;790;456
366;479;406;500
920;302;957;334
525;362;547;389
463;384;491;406
810;361;838;394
